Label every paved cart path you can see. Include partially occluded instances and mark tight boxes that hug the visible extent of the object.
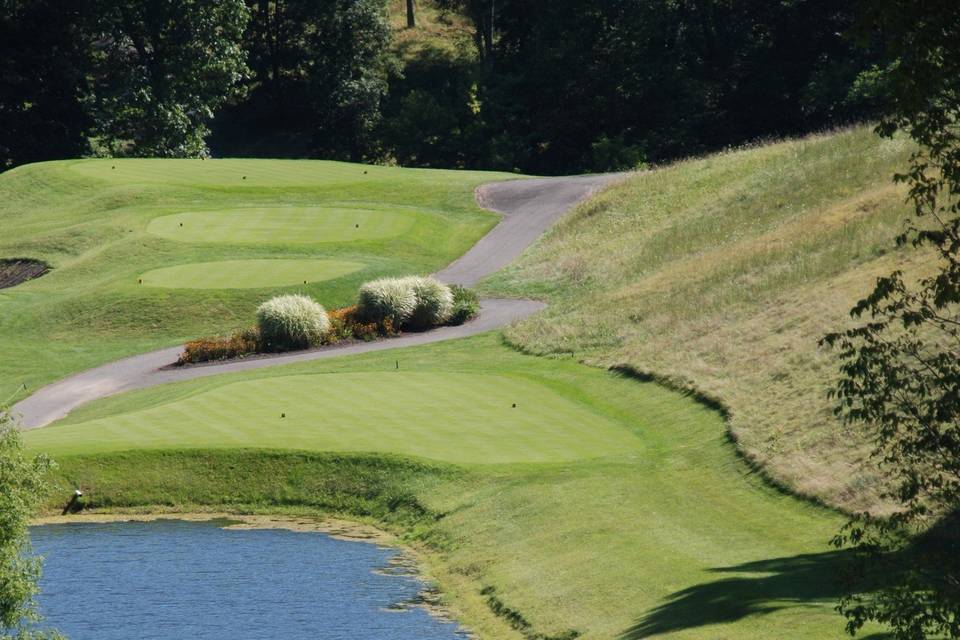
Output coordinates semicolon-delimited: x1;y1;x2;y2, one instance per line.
14;173;619;429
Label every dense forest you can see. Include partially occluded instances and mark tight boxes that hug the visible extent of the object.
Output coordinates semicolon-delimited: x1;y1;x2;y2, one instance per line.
1;0;888;174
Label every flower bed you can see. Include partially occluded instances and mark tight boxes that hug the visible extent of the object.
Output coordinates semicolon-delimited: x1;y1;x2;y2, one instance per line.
177;280;479;366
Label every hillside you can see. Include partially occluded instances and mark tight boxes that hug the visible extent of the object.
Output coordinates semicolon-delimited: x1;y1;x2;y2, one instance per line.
485;125;923;513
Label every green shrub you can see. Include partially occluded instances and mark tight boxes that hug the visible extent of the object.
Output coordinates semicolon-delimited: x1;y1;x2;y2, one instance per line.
449;284;480;325
408;276;454;329
256;294;330;351
357;277;418;324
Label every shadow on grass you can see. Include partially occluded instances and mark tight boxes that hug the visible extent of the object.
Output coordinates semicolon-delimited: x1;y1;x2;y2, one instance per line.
619;550;851;638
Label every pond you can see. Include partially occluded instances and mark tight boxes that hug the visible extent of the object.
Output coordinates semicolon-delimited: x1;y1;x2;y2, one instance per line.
30;519;468;640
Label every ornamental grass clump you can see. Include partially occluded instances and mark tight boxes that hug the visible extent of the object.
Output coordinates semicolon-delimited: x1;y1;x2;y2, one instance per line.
357;277;418;325
357;275;455;329
448;284;480;325
408;276;454;329
256;294;330;351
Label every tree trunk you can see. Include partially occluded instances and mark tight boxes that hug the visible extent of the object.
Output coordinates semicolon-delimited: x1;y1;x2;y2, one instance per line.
481;10;493;65
406;0;416;27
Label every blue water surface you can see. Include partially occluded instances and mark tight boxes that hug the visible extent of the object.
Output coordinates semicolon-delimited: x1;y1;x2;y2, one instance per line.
30;519;467;640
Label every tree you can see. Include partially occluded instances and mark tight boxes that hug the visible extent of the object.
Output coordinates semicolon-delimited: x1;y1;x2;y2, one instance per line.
0;410;59;639
85;0;250;157
436;0;495;62
445;0;882;174
379;47;488;168
0;0;90;170
822;1;960;637
406;0;416;28
210;0;393;162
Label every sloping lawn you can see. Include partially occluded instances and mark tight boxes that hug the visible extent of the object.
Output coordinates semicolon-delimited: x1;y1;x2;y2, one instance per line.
484;126;919;513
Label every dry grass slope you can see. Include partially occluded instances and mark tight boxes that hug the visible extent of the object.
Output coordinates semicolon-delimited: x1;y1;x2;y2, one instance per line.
485;126;934;513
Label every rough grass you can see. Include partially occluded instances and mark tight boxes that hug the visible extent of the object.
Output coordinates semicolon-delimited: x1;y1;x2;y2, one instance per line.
0;158;514;402
31;334;868;639
483;125;926;513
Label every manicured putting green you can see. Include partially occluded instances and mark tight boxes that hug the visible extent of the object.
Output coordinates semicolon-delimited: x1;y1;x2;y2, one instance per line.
139;259;364;289
27;372;643;464
147;206;415;244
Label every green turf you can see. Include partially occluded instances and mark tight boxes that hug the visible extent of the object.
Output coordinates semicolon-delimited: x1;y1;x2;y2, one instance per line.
147;206;417;244
483;126;918;512
0;158;516;399
26;371;643;462
139;259;365;289
68;157;443;187
30;334;870;639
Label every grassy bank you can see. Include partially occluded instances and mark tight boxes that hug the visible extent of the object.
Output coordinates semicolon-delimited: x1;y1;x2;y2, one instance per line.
484;125;924;513
0;158;512;402
31;334;861;639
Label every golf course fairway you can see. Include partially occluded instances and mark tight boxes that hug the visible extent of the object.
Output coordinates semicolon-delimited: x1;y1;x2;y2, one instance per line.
139;259;365;289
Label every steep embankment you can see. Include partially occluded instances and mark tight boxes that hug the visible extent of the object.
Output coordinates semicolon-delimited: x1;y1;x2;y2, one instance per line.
485;126;922;513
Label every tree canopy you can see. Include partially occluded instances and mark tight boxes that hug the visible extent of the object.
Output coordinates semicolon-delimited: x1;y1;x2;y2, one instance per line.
211;0;393;161
0;411;58;640
0;0;89;170
823;0;960;637
86;0;250;157
0;0;889;173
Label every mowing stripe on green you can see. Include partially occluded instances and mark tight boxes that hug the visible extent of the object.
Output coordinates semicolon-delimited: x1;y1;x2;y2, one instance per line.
139;259;365;290
26;372;644;464
147;206;415;244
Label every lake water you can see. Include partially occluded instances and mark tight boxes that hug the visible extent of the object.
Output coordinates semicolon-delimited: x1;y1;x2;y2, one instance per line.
30;519;468;640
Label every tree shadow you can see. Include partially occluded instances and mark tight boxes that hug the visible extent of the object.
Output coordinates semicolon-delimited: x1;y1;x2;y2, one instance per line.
619;550;854;638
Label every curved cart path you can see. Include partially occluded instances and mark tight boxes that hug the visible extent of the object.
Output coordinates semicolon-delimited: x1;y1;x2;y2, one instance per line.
14;173;620;429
